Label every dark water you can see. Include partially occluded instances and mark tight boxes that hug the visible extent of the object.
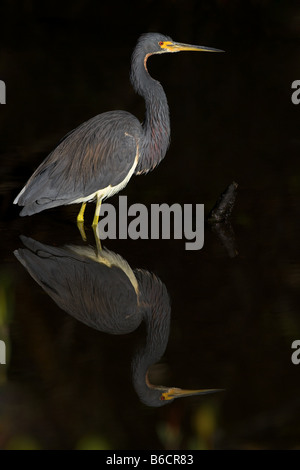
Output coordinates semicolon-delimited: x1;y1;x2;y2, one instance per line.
1;1;300;450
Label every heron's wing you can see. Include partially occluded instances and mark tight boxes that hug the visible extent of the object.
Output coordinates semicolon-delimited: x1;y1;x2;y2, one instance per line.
15;111;142;215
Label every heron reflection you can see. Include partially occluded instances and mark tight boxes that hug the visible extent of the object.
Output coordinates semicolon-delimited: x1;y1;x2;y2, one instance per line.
14;236;222;407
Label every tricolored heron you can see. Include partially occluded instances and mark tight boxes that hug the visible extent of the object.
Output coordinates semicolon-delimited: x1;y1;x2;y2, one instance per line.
13;33;222;230
15;236;222;407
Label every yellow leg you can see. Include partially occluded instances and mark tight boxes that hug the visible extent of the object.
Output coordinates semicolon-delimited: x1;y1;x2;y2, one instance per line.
77;202;87;241
77;222;87;241
92;197;102;254
77;202;87;223
92;198;102;227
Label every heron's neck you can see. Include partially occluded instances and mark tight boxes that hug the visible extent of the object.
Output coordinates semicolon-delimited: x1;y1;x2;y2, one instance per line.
131;271;171;405
131;54;170;174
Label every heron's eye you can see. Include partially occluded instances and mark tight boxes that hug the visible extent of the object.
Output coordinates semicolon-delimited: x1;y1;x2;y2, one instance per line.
159;41;164;46
160;394;166;401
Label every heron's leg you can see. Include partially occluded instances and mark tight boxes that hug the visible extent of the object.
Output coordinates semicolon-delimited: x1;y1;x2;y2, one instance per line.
77;223;87;242
77;202;87;223
76;202;87;241
92;224;102;254
91;197;102;253
92;197;102;227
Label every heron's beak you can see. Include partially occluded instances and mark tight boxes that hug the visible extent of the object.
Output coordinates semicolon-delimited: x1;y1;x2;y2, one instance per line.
161;41;224;53
161;387;224;401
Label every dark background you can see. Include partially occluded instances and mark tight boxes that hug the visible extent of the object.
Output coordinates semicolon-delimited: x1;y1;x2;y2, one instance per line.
0;0;300;450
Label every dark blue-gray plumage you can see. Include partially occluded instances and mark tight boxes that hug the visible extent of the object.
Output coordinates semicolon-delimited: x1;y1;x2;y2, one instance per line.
13;33;222;226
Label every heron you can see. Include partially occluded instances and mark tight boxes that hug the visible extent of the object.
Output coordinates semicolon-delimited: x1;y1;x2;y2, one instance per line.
15;236;222;407
13;33;222;231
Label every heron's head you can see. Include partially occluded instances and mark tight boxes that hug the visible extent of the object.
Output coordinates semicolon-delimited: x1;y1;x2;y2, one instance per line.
137;32;224;56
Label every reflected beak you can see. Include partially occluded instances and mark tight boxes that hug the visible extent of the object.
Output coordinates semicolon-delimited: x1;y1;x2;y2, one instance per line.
161;387;224;401
161;41;224;53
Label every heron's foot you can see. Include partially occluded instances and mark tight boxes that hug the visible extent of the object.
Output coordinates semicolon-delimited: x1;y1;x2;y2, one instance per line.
91;199;102;229
77;221;87;242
